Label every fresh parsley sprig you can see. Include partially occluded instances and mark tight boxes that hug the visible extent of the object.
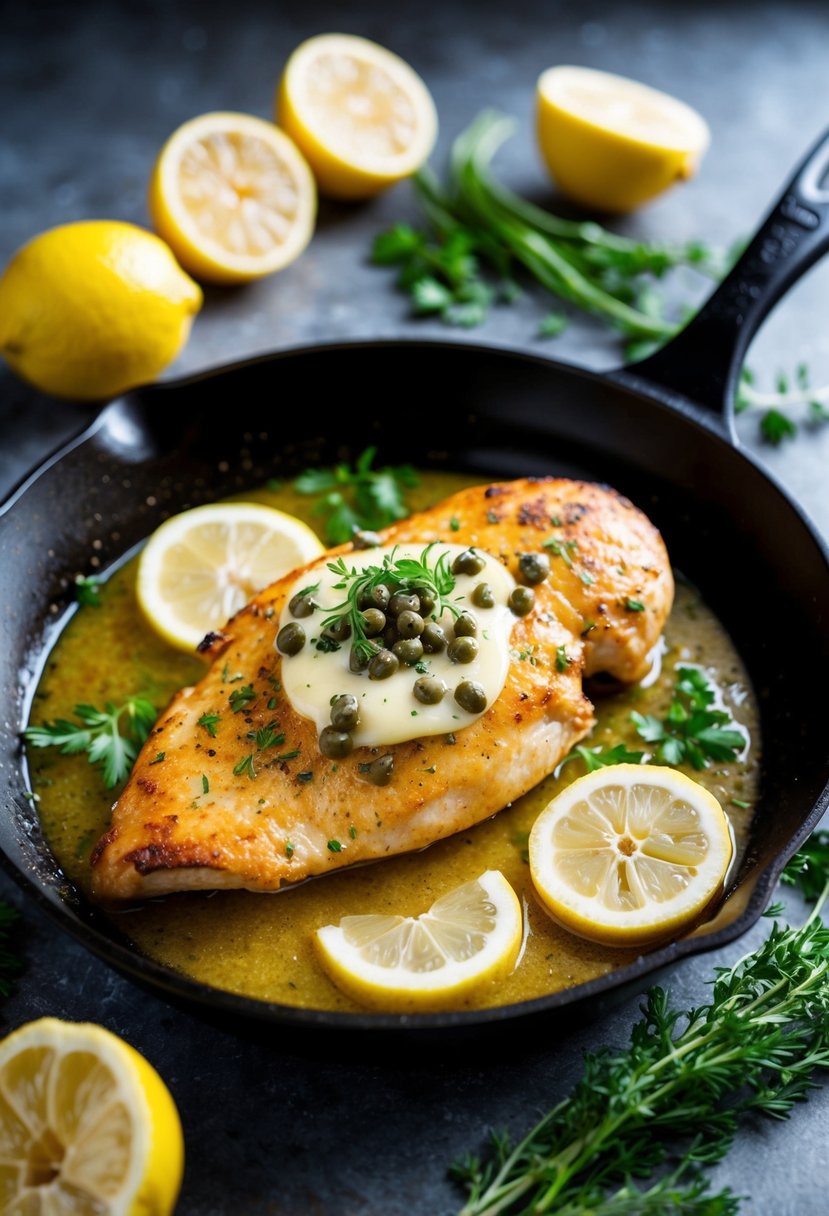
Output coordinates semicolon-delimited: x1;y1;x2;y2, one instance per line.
561;667;745;776
323;544;461;662
782;831;829;903
453;897;829;1215
24;695;156;789
631;666;746;770
294;447;419;545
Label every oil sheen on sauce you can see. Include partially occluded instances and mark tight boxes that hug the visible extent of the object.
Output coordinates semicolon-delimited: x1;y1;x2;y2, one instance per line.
28;473;761;1013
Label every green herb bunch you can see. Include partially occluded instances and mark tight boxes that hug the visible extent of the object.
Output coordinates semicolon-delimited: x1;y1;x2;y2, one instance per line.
294;446;419;545
324;544;461;662
454;896;829;1215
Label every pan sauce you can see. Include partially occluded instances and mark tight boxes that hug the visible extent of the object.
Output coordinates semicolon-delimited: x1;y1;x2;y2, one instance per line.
28;473;761;1013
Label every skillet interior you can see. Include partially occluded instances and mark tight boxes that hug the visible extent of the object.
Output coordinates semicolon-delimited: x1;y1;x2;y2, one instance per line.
2;339;828;1033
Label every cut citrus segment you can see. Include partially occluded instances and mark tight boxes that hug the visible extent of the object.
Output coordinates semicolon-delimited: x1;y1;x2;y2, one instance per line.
137;502;324;652
0;1017;182;1215
536;65;710;212
277;33;438;199
529;765;732;947
148;111;316;283
314;870;522;1011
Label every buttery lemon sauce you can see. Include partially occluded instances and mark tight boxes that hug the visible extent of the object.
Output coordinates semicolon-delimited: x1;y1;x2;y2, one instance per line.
28;474;761;1013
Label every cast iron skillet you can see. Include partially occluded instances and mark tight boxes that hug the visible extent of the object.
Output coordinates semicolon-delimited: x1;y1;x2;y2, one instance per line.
2;132;829;1034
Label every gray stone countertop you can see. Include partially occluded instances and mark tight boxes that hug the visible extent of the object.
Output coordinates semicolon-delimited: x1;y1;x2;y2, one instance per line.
2;1;829;1212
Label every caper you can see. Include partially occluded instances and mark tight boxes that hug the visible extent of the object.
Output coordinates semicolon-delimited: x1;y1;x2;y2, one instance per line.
368;649;399;681
349;643;376;672
421;622;447;653
452;548;485;576
393;638;424;666
330;693;359;732
323;615;352;642
415;588;436;617
519;552;551;586
389;592;420;617
276;622;306;655
352;530;382;550
363;754;394;787
453;611;478;637
509;586;536;617
288;591;317;618
455;680;488;714
361;608;386;637
448;636;479;664
472;582;495;609
383;624;399;650
319;727;354;759
413;675;447;705
396;609;424;639
359;583;391;611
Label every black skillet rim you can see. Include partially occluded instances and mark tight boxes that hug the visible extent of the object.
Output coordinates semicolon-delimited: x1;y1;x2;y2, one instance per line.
4;336;829;1033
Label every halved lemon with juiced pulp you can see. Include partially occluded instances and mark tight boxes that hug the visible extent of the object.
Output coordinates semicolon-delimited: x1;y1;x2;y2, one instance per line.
0;1017;182;1215
529;765;732;948
315;871;522;1011
536;65;710;212
137;502;324;652
148;111;316;283
277;33;438;199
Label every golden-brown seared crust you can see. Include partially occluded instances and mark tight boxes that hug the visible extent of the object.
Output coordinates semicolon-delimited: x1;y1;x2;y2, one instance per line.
91;477;673;901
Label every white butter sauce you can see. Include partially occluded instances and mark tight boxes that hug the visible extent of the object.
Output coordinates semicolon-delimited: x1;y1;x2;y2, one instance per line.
278;543;518;748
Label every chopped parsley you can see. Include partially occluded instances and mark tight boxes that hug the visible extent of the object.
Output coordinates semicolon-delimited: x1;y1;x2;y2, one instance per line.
297;771;313;783
624;598;646;612
229;684;256;713
74;576;101;607
232;753;256;780
327;839;343;853
149;751;166;765
201;774;209;794
555;645;570;673
197;712;221;738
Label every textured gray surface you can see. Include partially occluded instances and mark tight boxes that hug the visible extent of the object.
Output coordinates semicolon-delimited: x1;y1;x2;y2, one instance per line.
2;1;829;1212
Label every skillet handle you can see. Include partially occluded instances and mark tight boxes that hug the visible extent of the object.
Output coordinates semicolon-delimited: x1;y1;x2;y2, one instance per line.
613;127;829;418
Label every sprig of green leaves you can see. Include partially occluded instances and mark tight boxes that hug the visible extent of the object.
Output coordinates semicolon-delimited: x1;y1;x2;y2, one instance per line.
735;363;829;445
631;666;746;770
24;695;157;789
294;446;418;545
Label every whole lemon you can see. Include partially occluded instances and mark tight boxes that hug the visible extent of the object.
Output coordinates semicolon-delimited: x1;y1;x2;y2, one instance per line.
0;220;202;400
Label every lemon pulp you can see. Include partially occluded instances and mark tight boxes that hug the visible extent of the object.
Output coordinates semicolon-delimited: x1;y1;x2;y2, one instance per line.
314;870;523;1011
277;34;437;199
0;1017;182;1215
149;111;316;283
137;501;324;652
529;765;733;947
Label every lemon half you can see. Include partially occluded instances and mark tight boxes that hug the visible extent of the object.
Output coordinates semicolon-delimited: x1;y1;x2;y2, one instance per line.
0;1017;182;1215
137;501;324;652
277;33;438;199
0;221;201;400
536;65;710;212
149;111;317;284
315;871;523;1011
529;765;732;947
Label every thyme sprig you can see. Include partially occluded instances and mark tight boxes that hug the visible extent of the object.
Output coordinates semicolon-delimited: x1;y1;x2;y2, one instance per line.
323;544;462;662
454;891;829;1215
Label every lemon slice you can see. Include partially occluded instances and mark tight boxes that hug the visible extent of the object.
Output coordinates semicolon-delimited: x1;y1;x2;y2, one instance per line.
0;1017;182;1215
529;765;732;947
536;65;710;212
148;111;317;283
137;502;324;652
277;33;438;199
315;871;522;1011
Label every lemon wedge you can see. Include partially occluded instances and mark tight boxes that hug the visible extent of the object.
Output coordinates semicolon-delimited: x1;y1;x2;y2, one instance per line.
315;871;522;1011
529;765;732;947
536;65;710;212
277;33;438;199
0;1017;182;1215
137;502;324;652
0;221;201;400
148;111;317;283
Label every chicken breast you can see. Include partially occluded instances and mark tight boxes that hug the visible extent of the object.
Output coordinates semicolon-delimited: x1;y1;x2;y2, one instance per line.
91;478;673;900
